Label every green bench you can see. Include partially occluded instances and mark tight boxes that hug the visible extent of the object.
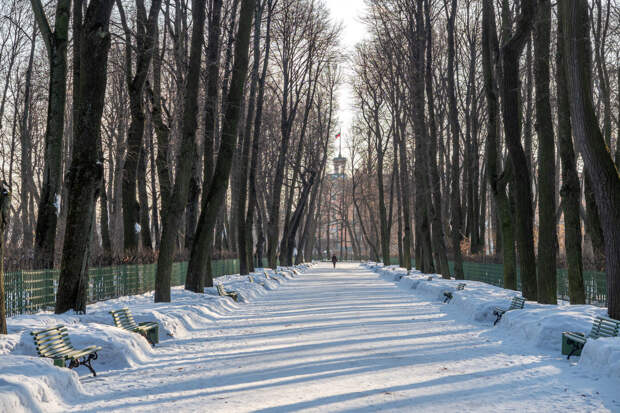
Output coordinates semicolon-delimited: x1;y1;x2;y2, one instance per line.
562;315;620;359
110;308;159;345
217;283;239;302
31;325;101;376
443;283;466;303
493;296;525;325
248;275;265;287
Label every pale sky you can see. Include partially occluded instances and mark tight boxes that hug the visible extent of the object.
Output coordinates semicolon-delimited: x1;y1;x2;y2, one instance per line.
325;0;369;149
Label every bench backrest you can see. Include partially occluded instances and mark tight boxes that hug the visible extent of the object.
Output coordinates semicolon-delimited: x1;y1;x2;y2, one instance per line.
30;325;74;357
457;283;466;290
216;283;226;295
264;271;271;280
110;308;139;331
589;316;620;339
248;276;254;283
509;297;526;310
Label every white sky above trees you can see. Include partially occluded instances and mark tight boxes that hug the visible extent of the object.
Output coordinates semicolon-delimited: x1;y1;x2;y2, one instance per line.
325;0;369;155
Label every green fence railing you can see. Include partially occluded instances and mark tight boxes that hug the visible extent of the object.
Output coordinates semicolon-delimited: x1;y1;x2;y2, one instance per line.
387;258;607;307
3;259;242;317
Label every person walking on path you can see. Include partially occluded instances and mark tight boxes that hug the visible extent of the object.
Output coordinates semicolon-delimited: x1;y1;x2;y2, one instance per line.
331;254;338;268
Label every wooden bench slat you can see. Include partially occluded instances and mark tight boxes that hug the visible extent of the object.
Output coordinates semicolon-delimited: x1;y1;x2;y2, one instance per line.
31;325;100;376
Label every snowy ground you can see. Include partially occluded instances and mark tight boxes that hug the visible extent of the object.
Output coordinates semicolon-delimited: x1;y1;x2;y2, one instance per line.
2;263;620;412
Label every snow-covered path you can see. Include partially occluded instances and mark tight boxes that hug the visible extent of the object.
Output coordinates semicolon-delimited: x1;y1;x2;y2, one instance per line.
68;263;619;412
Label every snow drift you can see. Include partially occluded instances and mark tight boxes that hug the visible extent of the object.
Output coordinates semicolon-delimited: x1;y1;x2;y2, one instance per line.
364;262;618;380
0;264;311;412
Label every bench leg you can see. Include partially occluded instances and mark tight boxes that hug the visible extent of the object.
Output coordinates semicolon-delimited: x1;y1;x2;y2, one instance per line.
70;353;98;377
566;342;583;360
493;313;502;326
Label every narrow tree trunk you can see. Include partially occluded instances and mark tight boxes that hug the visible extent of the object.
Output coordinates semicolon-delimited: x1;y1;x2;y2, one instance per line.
556;13;585;304
425;0;450;277
0;183;11;334
534;0;557;304
447;0;463;279
31;0;71;269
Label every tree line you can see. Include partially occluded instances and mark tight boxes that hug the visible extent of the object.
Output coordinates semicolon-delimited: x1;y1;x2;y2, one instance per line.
0;0;341;328
347;0;620;319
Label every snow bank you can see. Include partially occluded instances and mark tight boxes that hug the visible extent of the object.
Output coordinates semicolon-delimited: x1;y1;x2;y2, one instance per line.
0;264;311;412
0;356;84;413
363;262;617;380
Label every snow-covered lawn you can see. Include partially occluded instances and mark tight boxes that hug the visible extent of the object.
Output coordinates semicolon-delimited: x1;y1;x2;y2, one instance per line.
2;263;619;412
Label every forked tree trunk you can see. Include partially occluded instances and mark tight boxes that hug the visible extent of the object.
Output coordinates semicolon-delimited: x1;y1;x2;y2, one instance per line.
186;0;255;291
556;12;585;304
56;0;115;314
156;0;208;301
482;0;517;290
499;1;538;300
560;0;620;319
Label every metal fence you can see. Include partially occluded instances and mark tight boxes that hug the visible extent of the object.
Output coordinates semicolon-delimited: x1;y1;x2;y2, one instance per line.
3;259;241;317
389;257;607;306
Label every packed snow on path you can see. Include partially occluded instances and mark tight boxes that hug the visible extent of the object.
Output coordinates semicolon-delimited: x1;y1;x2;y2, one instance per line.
2;263;620;412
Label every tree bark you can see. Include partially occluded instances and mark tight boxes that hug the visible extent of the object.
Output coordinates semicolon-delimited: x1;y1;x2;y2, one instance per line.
534;0;557;304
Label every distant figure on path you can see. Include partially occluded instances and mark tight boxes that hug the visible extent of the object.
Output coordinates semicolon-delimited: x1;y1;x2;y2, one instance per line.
331;254;338;268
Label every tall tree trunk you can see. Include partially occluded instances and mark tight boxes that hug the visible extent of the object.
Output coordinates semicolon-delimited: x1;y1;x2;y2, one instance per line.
560;0;620;319
183;0;223;289
0;182;11;334
186;0;255;291
247;0;274;272
31;0;71;269
20;23;36;252
482;0;517;290
499;1;538;300
119;0;162;253
138;143;153;250
425;0;450;277
155;0;208;302
534;0;557;304
56;0;115;313
447;0;463;279
556;13;585;304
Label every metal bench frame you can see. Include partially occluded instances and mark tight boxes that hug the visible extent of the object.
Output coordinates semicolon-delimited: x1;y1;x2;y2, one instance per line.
493;296;525;325
110;308;159;345
443;283;466;303
217;283;239;302
31;325;101;376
